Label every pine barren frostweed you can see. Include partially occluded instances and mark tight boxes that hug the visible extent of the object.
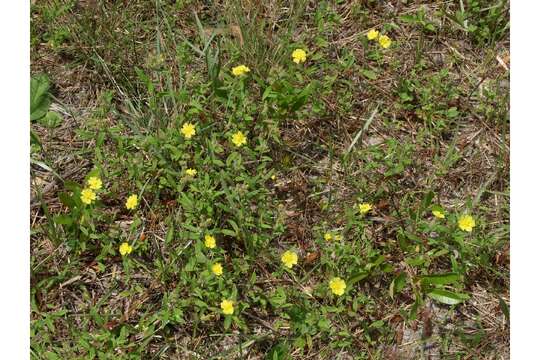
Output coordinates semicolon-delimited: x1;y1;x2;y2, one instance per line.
231;65;250;76
329;277;346;296
358;203;373;214
291;48;307;64
185;168;197;177
119;242;133;256
221;299;234;315
87;176;102;190
125;194;138;210
367;29;379;40
231;131;247;147
211;262;223;276
281;250;298;268
80;188;96;205
458;214;476;232
324;232;333;241
180;122;196;139
205;234;216;249
378;35;392;49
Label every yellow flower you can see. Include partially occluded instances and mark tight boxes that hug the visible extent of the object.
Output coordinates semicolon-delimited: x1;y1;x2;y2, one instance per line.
125;194;138;210
231;65;250;76
271;174;276;181
87;176;102;190
378;35;392;49
204;234;216;249
181;122;196;139
211;262;223;276
358;203;373;214
329;277;346;296
324;233;333;241
80;188;96;205
186;168;197;177
432;210;445;219
119;242;133;256
221;299;234;315
367;29;379;40
458;214;476;232
231;131;247;147
291;48;307;64
334;234;342;241
281;250;298;268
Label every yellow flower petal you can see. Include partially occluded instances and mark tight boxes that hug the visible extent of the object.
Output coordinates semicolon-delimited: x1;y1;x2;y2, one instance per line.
181;123;196;139
458;214;475;232
211;262;223;276
119;242;133;256
232;65;250;76
329;277;346;296
231;131;247;147
358;203;373;214
367;29;379;40
87;176;102;190
125;194;138;210
80;188;97;205
378;35;392;49
281;250;298;268
291;48;307;64
205;234;216;249
220;299;234;315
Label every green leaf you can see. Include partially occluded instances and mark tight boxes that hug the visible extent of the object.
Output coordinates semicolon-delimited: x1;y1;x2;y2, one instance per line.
426;289;469;305
266;341;289;360
54;215;73;226
40;111;63;128
498;295;509;321
30;75;51;121
420;273;460;286
421;191;434;212
389;272;407;299
361;69;378;80
348;271;368;286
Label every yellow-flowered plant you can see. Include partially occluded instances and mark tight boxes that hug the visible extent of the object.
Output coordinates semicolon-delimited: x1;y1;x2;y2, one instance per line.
220;299;234;315
378;35;392;49
458;214;475;232
291;48;307;64
87;176;102;190
358;203;373;215
367;29;379;40
432;209;445;219
281;250;298;268
80;188;96;205
180;122;196;139
125;194;138;210
119;242;133;256
329;277;346;296
324;232;333;241
185;168;197;177
231;65;250;76
231;131;247;147
211;262;223;276
205;234;216;249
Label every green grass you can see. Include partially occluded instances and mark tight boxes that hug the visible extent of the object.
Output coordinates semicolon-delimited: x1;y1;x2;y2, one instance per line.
31;1;509;358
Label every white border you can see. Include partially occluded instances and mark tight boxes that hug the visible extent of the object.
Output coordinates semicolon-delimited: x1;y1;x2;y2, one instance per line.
510;1;540;358
0;1;30;358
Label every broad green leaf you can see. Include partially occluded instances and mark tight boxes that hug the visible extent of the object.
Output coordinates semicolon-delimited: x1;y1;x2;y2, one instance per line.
30;75;51;121
348;271;368;286
361;69;378;80
389;272;407;299
420;273;460;286
426;289;469;305
40;111;63;128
